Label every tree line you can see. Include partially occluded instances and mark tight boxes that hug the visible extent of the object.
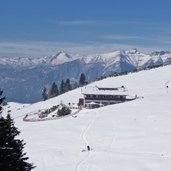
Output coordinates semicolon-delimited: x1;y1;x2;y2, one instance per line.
42;73;87;101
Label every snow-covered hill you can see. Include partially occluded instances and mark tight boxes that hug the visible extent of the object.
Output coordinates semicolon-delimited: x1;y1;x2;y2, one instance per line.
2;65;171;171
1;49;171;103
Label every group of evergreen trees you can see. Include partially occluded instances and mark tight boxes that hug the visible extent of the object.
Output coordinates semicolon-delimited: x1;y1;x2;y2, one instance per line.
42;79;71;101
42;82;59;101
60;78;72;94
57;105;71;117
0;89;35;171
42;73;87;101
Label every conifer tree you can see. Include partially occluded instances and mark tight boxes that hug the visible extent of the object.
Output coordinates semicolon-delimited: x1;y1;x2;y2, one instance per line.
0;114;35;171
79;73;86;86
64;78;71;92
0;89;5;112
48;82;59;98
0;89;34;170
0;88;5;115
60;80;65;94
42;87;48;101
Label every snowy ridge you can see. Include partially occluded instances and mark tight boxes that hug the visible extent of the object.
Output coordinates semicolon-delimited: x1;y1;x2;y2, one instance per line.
0;51;73;66
3;65;171;171
41;51;73;65
0;49;171;68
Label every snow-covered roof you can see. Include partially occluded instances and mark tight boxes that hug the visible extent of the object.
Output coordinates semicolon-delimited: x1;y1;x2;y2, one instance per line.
81;86;128;96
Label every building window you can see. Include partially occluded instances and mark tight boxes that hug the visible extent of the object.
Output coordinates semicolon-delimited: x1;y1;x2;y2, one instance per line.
93;95;96;98
86;95;90;98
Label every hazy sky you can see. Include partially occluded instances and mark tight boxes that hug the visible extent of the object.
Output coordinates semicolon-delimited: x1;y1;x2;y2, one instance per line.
0;0;171;57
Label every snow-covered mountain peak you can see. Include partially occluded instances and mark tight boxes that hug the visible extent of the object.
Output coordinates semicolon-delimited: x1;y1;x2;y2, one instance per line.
0;56;34;66
101;50;125;59
124;49;152;68
83;50;125;64
100;51;127;66
126;48;140;55
18;57;33;65
150;51;170;56
150;51;171;64
0;51;74;66
41;51;73;66
49;51;73;65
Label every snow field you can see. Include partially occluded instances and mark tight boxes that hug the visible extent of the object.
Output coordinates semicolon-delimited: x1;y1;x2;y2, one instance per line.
3;65;171;171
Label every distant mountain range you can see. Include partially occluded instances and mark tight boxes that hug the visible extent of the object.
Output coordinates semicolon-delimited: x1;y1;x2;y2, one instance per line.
0;49;171;103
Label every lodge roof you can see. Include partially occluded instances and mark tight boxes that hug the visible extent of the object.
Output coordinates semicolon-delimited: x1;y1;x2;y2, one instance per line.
81;86;128;96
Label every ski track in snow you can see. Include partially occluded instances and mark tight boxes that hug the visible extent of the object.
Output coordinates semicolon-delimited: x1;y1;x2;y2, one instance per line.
75;110;98;171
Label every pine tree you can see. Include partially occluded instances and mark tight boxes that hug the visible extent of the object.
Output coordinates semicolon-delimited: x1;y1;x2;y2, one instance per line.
48;82;59;98
42;87;48;101
0;88;5;109
64;78;71;92
0;88;3;97
60;80;65;94
0;89;34;170
0;88;5;115
0;114;35;171
79;73;86;86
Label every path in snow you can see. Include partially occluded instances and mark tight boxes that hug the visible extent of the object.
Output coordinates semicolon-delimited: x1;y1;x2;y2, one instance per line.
75;110;98;171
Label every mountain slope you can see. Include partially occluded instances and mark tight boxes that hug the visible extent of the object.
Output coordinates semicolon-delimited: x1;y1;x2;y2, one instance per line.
0;49;171;102
3;65;171;171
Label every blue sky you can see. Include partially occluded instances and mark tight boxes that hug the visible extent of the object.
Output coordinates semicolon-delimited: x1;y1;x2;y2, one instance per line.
0;0;171;57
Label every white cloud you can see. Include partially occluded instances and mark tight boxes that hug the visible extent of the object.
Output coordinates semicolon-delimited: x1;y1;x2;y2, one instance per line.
56;20;97;26
0;40;170;58
155;36;171;44
102;35;145;41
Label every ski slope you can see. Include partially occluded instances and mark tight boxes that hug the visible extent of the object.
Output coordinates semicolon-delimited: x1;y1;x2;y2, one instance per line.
3;65;171;171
